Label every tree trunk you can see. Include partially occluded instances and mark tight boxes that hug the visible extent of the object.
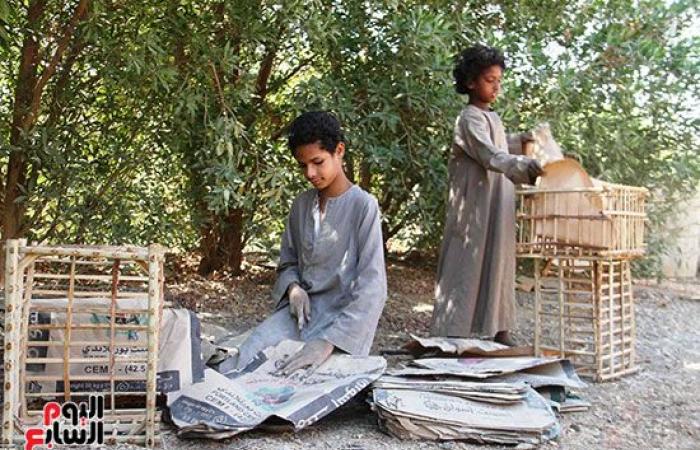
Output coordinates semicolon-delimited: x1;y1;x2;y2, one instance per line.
3;1;46;242
3;0;88;243
344;155;355;183
197;208;244;276
380;221;390;257
360;159;372;191
0;1;47;283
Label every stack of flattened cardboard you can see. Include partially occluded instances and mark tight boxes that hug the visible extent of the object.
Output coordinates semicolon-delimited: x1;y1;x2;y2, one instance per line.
370;336;589;444
372;386;560;445
373;376;529;404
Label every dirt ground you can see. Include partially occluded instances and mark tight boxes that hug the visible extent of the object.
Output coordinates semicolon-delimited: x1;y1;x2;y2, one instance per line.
2;259;696;449
157;260;700;450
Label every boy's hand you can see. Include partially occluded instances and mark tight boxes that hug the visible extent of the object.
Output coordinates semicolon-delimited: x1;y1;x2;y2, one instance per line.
275;339;334;375
527;159;544;185
288;283;311;331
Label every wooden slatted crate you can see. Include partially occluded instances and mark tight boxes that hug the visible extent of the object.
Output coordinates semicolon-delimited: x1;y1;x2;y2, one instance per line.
2;240;166;448
516;185;647;258
532;257;636;381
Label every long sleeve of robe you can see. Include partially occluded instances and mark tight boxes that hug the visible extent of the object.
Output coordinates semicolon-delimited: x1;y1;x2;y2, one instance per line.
506;133;524;155
234;185;387;370
270;206;304;306
430;105;529;338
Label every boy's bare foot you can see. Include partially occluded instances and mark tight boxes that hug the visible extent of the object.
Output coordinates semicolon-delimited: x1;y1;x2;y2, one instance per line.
494;330;516;347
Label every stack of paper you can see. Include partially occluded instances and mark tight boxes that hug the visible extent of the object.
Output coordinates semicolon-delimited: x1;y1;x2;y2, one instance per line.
371;337;590;444
373;376;529;404
372;387;560;445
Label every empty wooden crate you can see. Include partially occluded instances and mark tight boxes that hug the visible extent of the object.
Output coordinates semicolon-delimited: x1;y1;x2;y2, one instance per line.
2;240;166;448
532;257;636;381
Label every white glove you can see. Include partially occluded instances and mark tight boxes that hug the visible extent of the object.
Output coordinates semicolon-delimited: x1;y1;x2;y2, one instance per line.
275;339;334;375
288;282;311;331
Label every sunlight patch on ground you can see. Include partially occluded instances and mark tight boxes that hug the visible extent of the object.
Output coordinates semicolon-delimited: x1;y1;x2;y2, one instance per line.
412;303;434;313
683;361;700;371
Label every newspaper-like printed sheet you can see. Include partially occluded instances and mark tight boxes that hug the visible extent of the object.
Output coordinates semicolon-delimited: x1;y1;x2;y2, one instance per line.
404;335;507;355
167;340;386;439
489;359;587;389
404;335;534;357
372;387;560;444
400;356;561;378
389;359;584;388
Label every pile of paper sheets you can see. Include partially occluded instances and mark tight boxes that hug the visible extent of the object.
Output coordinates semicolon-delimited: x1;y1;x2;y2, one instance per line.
372;387;560;445
373;376;529;404
371;336;590;444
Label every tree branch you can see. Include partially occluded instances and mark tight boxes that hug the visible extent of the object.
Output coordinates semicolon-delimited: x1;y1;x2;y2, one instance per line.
268;56;312;95
3;0;49;235
387;216;409;241
254;45;277;104
22;0;90;131
46;37;87;128
208;60;230;115
31;195;63;243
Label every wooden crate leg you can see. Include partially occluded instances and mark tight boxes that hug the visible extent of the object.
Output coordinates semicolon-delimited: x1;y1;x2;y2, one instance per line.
557;258;565;358
2;240;21;447
594;259;603;381
145;246;163;448
534;258;541;356
626;261;636;373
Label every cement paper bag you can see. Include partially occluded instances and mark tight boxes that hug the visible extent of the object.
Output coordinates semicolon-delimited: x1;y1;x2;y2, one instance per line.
27;298;203;395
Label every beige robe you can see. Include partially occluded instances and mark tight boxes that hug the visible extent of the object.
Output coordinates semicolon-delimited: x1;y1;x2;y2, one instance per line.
431;105;532;338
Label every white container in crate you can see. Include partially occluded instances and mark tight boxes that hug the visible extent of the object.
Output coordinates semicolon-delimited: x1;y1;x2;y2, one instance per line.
517;159;647;258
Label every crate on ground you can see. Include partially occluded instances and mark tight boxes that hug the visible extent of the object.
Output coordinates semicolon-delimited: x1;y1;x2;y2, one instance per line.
516;183;648;258
2;240;166;448
532;257;636;382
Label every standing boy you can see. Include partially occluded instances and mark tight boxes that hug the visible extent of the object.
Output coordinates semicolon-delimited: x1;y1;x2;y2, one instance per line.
431;45;542;345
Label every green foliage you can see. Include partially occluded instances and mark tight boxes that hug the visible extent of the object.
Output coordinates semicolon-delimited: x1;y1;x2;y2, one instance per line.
1;0;698;275
495;0;700;276
1;1;195;248
288;2;457;249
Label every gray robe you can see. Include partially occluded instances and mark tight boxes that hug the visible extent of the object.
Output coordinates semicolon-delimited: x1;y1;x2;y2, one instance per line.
234;185;387;369
431;105;531;338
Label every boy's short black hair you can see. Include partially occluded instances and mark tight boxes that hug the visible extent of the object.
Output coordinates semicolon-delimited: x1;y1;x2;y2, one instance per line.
287;111;345;154
453;44;506;95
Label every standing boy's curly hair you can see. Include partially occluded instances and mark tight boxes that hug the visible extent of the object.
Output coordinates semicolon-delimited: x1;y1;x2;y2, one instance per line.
453;44;506;95
288;111;345;154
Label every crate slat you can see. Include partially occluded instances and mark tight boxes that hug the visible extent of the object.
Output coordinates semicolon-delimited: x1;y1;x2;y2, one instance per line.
532;257;636;382
516;185;647;258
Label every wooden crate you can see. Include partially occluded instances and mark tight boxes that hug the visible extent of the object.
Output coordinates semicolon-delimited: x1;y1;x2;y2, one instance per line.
2;240;166;448
516;185;647;258
532;257;636;382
